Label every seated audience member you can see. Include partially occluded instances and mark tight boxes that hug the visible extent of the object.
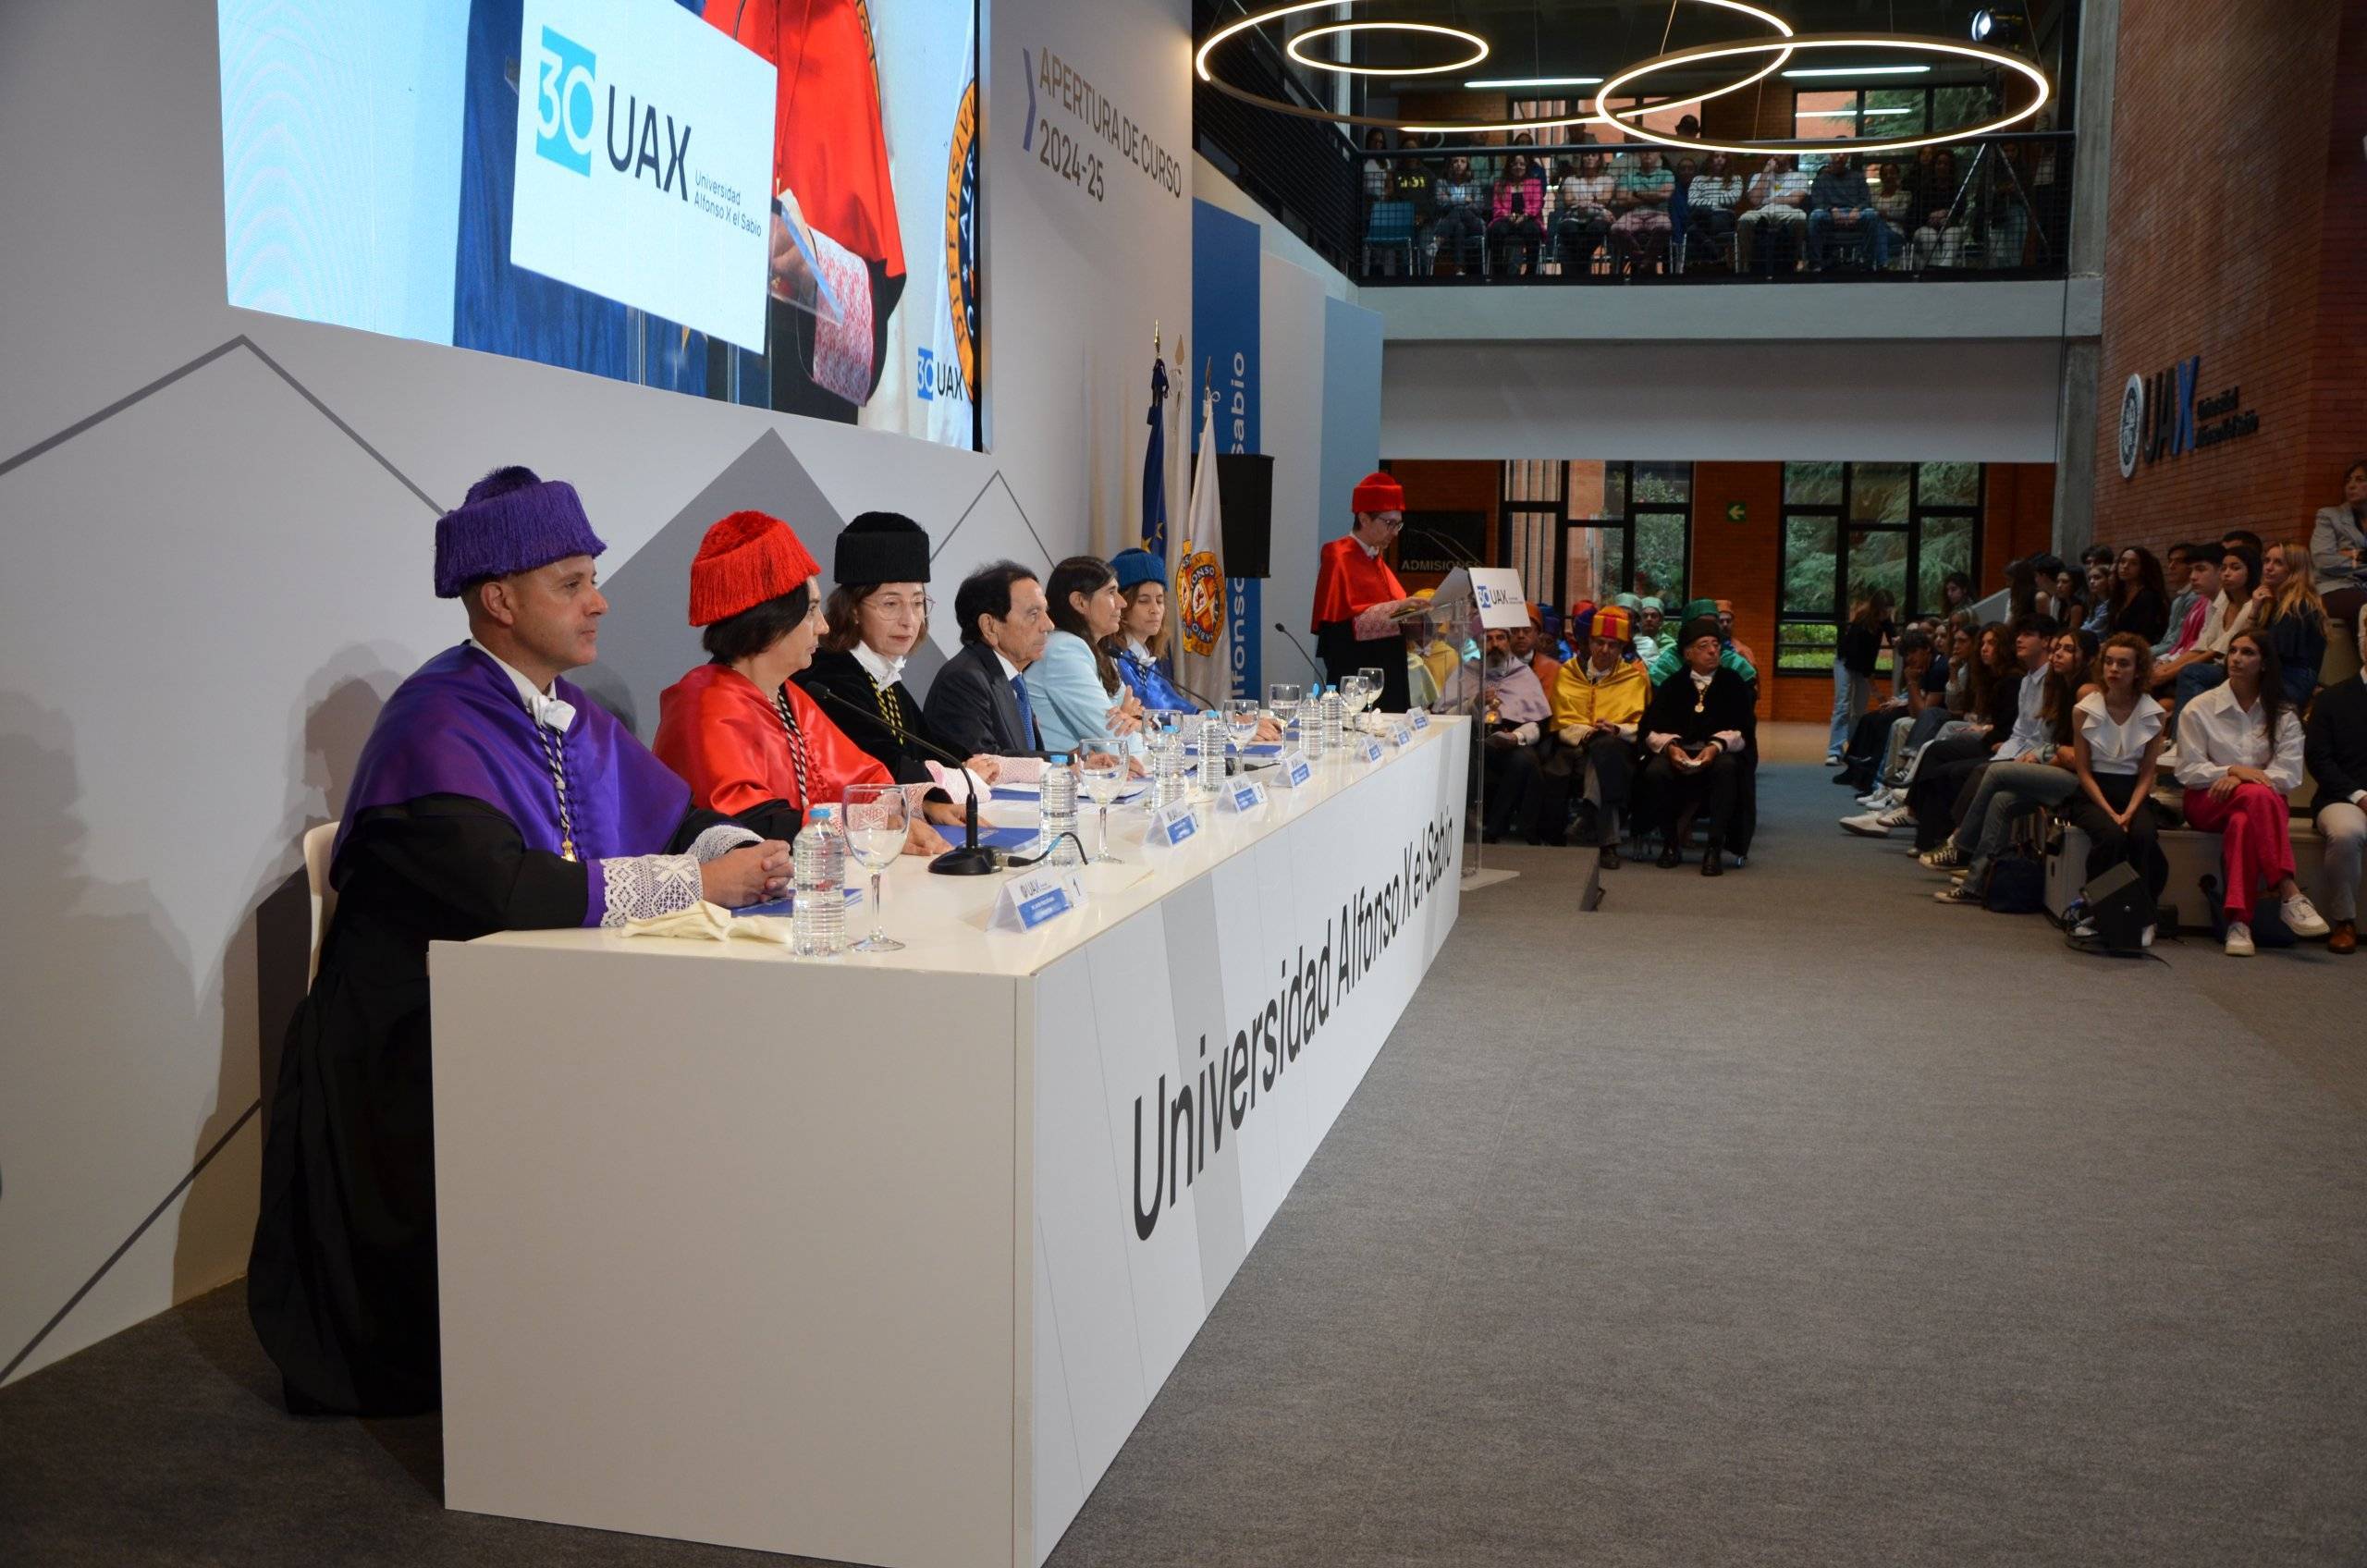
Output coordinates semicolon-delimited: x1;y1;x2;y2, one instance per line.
1550;604;1650;865
1648;596;1758;685
655;512;952;854
1928;629;2085;898
1873;161;1914;259
796;512;1005;790
2256;542;2330;704
2080;559;2116;638
250;468;789;1417
2309;458;2367;633
1405;623;1442;710
1103;548;1190;712
1480;629;1554;842
2303;611;2367;954
1939;570;1975;620
1609;150;1675;273
1908;148;1967;265
1737;153;1809;273
2152;547;2226;684
2061;633;2170;935
1553;150;1617;272
1027;556;1147;753
1715;600;1757;668
1845;619;2014;837
1429;155;1488;272
1906;615;2054;852
1807;146;1890;271
1834;628;1942;791
2174;630;2331;955
1489;152;1548;276
1683;150;1744;264
1640;615;1755;875
1631;597;1668;664
2172;545;2261;704
2221;527;2264;557
2052;565;2089;630
2150;542;2200;658
926;560;1054;758
1510;609;1563;692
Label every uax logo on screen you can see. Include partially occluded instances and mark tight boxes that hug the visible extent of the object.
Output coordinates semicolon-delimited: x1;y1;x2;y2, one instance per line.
532;23;696;199
533;27;597;174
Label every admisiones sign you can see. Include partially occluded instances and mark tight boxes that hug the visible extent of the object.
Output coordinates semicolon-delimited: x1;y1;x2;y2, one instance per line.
2117;354;2260;481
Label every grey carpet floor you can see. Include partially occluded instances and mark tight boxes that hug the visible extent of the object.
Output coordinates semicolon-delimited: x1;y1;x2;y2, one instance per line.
6;764;2365;1567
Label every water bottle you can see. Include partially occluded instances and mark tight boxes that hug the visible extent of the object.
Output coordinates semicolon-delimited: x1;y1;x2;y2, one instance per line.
1038;754;1081;866
1153;726;1189;811
1320;684;1345;755
1196;709;1226;796
791;803;847;957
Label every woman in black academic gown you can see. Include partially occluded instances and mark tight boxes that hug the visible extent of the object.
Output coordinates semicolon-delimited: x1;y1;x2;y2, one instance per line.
794;510;1003;786
1639;615;1758;875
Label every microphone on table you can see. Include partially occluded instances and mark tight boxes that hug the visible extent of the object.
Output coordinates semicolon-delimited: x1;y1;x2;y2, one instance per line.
809;684;1000;877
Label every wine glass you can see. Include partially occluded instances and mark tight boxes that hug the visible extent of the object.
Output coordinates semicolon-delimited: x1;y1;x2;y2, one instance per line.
840;783;909;953
1077;740;1126;864
1340;674;1371;728
1227;697;1261;752
1268;681;1302;739
1357;667;1386;719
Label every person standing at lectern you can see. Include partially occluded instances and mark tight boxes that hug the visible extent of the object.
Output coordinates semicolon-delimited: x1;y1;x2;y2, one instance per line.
1311;472;1425;711
926;561;1054;760
795;511;1003;788
248;467;790;1417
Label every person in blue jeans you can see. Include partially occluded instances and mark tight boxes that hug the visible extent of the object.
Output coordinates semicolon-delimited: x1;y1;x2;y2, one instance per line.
1807;147;1892;271
1827;587;1894;765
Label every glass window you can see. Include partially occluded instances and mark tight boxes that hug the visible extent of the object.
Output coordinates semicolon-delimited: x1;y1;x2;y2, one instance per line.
1784;461;1843;505
1848;463;1911;523
1918;460;1979;506
1863;87;1928;133
1784;515;1839;616
1794;89;1855;141
1503;459;1691;612
1931;85;1987;138
1918;516;1977;610
1633;511;1688;604
1634;462;1690;504
1847;526;1909;608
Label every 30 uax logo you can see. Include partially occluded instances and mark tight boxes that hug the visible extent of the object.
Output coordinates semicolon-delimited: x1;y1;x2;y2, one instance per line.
532;25;697;198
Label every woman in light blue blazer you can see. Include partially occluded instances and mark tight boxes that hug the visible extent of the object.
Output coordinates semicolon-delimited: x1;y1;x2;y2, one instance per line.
1027;556;1147;754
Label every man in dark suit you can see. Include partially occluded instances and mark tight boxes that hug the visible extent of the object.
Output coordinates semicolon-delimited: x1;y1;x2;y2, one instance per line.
926;560;1053;758
2304;609;2367;954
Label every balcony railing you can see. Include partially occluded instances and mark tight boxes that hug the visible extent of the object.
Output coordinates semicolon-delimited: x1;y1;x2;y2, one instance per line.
1354;133;2074;286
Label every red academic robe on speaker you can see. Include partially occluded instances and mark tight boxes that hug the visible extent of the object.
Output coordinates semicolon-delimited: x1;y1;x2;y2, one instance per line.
1311;534;1413;712
654;663;898;842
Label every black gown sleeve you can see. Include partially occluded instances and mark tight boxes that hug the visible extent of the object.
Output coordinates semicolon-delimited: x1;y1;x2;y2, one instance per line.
338;794;591;931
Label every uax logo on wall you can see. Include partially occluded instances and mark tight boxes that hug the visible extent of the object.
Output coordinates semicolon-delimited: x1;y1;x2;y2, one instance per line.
533;24;696;197
2118;354;2261;481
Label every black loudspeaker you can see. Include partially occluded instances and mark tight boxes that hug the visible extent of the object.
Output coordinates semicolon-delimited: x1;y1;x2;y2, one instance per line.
2082;860;2152;949
1214;452;1274;579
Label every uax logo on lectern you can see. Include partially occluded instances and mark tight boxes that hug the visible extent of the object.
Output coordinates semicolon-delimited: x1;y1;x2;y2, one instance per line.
531;24;696;198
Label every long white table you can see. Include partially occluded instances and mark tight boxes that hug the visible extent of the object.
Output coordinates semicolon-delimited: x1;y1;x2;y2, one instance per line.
430;717;1468;1568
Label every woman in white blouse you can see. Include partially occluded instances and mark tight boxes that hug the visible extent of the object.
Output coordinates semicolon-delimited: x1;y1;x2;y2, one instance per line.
2063;633;2169;932
2173;630;2332;954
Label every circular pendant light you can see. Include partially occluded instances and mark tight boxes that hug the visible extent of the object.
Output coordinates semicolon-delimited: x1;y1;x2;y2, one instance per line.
1196;0;1796;136
1591;33;2050;154
1283;21;1490;78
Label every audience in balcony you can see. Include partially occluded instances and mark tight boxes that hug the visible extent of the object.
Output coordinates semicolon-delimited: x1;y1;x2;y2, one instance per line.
1807;146;1890;271
2303;612;2367;954
1737;153;1809;274
2311;459;2367;634
1362;129;1393;202
1874;162;1915;255
1430;155;1488;273
1554;149;1617;273
1909;149;1969;267
1683;151;1744;268
1609;149;1675;274
1489;152;1549;276
2173;631;2328;955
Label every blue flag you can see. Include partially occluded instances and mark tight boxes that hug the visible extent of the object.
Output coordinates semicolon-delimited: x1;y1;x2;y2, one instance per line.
1142;356;1169;555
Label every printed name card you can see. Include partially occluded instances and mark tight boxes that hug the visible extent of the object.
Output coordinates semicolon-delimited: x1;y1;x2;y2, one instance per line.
1387;724;1415;748
1144;802;1201;851
1358;737;1386;765
1409;708;1431;730
1225;778;1269;814
1274;751;1314;789
990;869;1085;933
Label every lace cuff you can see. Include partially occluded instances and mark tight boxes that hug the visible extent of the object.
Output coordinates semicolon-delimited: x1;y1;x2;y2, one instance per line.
807;230;877;403
587;853;704;929
687;823;761;863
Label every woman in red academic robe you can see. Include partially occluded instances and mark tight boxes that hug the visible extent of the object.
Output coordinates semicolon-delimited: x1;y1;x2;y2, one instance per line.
1311;471;1423;712
655;511;954;852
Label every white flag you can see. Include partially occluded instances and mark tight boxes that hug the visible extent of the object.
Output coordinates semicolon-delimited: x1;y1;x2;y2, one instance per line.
1172;389;1231;704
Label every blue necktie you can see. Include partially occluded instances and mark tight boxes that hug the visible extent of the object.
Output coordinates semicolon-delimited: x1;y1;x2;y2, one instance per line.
1009;672;1039;749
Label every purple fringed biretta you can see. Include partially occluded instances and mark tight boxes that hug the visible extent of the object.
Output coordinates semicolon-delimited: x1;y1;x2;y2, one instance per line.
431;464;607;598
247;638;747;1419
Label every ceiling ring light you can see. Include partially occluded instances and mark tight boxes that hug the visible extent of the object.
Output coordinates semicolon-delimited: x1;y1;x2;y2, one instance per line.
1196;0;1795;137
1591;33;2050;155
1283;21;1490;78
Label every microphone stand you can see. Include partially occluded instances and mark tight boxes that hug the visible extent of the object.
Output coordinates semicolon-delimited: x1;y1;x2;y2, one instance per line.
810;683;1000;876
1270;620;1326;682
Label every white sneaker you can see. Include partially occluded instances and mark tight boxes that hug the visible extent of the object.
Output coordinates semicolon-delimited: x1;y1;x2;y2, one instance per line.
2141;924;2157;949
2072;919;2098;939
1824;753;1843;766
1877;805;1914;829
2225;922;2255;957
2282;894;2331;939
1840;811;1893;838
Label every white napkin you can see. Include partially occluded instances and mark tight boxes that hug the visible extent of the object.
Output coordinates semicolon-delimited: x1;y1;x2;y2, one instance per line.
621;900;794;946
926;760;998;802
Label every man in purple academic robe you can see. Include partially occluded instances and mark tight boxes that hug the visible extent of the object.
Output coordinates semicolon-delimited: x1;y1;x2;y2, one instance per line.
248;466;790;1417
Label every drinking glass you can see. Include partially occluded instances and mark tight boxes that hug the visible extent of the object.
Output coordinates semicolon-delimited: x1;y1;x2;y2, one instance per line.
1268;681;1302;737
1078;740;1127;864
1227;697;1261;751
1340;675;1371;726
1357;668;1386;717
841;783;909;952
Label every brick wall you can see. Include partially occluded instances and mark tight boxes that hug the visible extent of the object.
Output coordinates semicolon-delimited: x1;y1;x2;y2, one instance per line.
1382;459;1498;592
2090;0;2359;558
